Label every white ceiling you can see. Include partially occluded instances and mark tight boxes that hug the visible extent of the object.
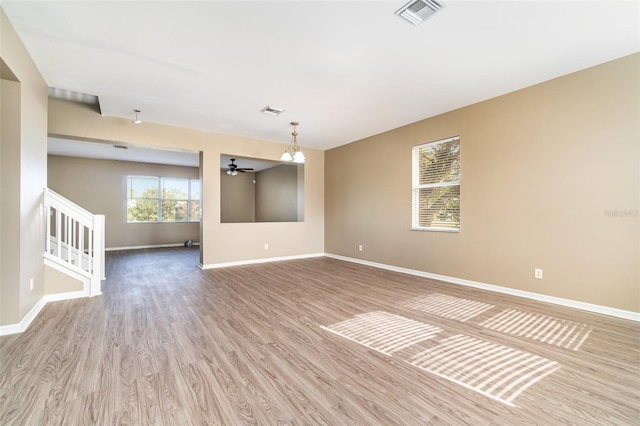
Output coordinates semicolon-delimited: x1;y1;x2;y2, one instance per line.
3;1;639;153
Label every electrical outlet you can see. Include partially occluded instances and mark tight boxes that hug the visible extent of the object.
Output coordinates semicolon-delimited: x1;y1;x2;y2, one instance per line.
264;243;269;250
358;244;363;252
534;268;543;279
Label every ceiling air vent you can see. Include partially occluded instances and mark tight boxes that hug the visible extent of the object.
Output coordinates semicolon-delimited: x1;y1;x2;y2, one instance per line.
261;105;286;116
395;0;445;26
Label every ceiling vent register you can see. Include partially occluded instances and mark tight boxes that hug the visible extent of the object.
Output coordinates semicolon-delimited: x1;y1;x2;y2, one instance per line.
395;0;445;26
261;105;286;116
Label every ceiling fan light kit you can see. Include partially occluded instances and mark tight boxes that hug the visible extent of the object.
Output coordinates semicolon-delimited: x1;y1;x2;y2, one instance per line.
280;121;305;164
226;158;254;177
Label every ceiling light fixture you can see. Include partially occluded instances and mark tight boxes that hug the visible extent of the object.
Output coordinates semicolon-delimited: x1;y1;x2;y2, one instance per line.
280;121;305;164
132;109;142;124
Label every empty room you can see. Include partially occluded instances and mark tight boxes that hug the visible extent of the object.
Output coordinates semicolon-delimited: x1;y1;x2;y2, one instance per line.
1;1;638;425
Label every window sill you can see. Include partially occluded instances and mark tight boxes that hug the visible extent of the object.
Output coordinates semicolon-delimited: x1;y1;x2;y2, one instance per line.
411;227;459;233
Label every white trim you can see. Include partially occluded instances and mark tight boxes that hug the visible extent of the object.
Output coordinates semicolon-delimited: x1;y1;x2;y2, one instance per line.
106;242;200;252
0;323;23;336
43;290;91;303
45;188;94;228
200;252;324;269
0;287;102;336
325;253;640;322
0;297;47;336
44;253;92;281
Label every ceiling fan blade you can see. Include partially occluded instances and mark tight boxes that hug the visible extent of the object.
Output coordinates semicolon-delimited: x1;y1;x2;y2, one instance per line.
236;168;254;171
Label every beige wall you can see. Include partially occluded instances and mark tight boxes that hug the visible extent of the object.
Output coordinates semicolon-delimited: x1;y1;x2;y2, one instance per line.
326;53;640;313
256;165;298;222
44;265;83;294
1;79;21;324
221;164;302;223
220;170;256;223
48;99;325;266
48;155;200;248
0;9;48;326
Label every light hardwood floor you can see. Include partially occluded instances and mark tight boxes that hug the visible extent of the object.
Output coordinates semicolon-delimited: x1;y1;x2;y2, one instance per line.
1;247;639;425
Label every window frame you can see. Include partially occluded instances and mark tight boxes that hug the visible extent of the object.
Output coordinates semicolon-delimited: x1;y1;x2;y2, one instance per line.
127;175;201;223
411;136;461;232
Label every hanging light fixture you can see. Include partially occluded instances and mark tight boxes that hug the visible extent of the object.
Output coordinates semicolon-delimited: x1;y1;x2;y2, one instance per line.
132;109;142;124
280;121;305;164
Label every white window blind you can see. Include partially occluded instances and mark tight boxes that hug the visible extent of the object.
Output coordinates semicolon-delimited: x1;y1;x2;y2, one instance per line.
412;136;460;231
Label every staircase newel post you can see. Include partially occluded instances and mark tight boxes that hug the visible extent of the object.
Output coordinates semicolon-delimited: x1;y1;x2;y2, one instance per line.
91;214;105;296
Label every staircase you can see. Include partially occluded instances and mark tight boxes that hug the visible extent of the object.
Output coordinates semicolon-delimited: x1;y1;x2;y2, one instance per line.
43;188;105;296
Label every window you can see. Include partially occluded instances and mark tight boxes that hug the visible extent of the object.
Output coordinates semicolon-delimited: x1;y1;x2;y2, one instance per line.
127;176;201;223
412;136;460;231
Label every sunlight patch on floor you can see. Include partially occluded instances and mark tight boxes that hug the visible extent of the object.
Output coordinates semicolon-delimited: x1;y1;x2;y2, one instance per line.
480;309;592;351
323;310;561;407
402;293;495;322
409;334;559;406
322;311;442;355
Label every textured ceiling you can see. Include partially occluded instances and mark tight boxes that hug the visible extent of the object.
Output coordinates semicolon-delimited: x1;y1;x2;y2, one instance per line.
3;1;639;151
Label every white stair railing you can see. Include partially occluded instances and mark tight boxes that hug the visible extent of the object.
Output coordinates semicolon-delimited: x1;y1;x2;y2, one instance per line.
43;188;105;296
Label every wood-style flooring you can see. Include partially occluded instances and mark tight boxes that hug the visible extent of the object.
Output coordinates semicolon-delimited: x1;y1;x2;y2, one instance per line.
1;247;639;425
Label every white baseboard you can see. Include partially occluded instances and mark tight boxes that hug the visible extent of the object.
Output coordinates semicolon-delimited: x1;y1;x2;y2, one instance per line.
0;289;97;336
0;296;47;336
200;252;325;269
43;290;91;303
325;253;640;322
106;242;200;252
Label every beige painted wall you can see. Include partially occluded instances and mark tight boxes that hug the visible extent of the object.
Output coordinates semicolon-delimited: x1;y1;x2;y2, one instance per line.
220;170;255;223
0;9;48;327
48;155;200;248
221;164;302;223
1;79;21;324
326;53;640;313
44;265;83;294
255;165;298;222
48;99;325;267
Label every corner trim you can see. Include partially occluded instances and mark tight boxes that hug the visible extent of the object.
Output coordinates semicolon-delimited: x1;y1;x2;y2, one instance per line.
325;253;640;322
200;252;325;269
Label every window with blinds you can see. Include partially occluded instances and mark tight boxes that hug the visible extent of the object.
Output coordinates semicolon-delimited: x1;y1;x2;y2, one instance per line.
412;136;460;231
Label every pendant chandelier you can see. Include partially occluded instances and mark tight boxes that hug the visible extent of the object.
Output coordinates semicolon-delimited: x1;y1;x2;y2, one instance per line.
280;121;305;163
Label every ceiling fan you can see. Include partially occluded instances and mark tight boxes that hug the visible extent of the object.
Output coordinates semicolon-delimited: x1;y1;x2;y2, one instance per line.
226;158;254;176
